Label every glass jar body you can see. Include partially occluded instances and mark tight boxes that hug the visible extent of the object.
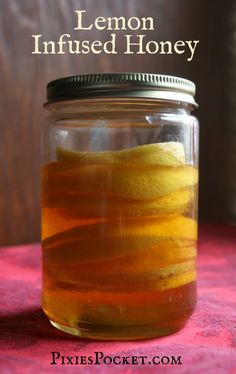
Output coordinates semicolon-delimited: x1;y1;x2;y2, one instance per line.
42;98;199;340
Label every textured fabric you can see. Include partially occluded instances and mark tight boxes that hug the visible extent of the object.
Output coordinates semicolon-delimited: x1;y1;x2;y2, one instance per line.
0;224;236;374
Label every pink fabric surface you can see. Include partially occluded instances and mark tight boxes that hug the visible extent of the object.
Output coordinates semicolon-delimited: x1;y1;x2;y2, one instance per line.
0;224;236;374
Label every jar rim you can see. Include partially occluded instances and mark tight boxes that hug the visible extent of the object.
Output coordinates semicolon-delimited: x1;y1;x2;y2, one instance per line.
46;73;197;107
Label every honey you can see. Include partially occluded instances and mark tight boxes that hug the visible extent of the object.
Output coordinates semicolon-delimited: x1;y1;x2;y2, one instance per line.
42;142;198;339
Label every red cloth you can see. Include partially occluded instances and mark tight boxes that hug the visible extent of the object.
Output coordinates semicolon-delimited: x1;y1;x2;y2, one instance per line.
0;224;236;374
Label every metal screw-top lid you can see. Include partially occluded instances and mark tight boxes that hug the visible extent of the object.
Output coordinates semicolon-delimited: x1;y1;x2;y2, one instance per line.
46;73;197;106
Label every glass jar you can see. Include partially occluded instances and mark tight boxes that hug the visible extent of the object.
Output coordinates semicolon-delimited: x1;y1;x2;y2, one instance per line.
42;73;199;340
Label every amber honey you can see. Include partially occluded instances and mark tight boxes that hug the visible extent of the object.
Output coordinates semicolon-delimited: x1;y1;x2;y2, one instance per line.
42;142;198;339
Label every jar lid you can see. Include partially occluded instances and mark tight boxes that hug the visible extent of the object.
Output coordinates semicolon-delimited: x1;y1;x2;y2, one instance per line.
46;73;197;106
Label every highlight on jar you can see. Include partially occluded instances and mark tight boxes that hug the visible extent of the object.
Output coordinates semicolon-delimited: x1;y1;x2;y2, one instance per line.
42;142;198;337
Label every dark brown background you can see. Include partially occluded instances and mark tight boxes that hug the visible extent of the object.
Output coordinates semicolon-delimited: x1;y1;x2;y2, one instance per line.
0;0;235;245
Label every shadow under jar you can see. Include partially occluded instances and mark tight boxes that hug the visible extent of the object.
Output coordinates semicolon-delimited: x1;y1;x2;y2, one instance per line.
42;73;199;340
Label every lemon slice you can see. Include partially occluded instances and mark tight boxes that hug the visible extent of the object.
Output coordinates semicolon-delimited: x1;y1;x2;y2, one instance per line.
43;215;197;264
55;261;196;292
44;188;193;219
56;142;185;166
76;242;197;272
45;163;198;200
45;143;197;200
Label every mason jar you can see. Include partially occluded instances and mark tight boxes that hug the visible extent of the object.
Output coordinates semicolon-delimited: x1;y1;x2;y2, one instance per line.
42;73;199;340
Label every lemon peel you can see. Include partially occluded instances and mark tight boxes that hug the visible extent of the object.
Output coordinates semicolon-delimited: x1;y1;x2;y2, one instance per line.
56;142;185;166
43;215;197;264
44;188;193;219
46;163;198;200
